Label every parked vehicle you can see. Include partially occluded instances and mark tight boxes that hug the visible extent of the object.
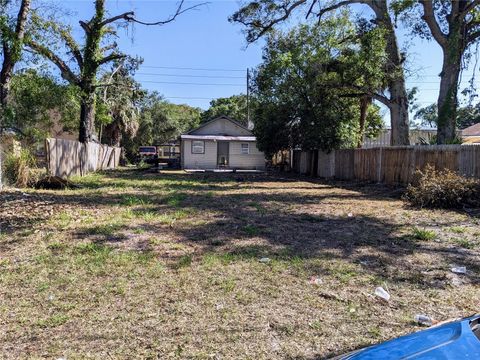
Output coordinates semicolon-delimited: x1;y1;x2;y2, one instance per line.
335;314;480;359
137;146;158;165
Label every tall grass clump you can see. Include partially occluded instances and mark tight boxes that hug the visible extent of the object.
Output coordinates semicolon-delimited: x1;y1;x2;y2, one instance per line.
3;148;37;187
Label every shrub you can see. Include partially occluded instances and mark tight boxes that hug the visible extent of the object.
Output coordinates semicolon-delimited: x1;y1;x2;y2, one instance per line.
404;165;480;209
3;148;37;187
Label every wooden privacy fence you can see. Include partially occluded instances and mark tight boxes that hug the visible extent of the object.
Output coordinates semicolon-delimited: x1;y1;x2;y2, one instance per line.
292;145;480;185
46;138;121;178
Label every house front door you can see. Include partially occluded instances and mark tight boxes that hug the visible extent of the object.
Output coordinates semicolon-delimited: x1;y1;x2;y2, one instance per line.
217;141;229;167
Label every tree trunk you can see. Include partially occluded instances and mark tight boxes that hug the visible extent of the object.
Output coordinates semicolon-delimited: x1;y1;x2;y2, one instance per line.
79;92;96;143
370;0;410;146
102;120;122;147
389;83;410;146
436;38;463;144
357;96;372;148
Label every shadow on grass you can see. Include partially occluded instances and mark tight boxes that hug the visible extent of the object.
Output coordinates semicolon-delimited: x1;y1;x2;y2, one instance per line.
2;170;479;286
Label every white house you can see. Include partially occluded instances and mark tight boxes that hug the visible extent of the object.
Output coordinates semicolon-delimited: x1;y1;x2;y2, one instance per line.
180;116;266;171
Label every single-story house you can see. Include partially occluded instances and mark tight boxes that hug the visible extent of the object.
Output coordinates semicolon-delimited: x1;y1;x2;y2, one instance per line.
180;116;266;170
461;123;480;144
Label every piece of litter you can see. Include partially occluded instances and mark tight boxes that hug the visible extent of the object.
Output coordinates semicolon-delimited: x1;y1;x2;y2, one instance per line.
374;286;390;301
347;213;354;217
48;295;54;301
309;276;323;285
451;266;467;274
414;314;433;326
451;276;463;287
259;257;271;263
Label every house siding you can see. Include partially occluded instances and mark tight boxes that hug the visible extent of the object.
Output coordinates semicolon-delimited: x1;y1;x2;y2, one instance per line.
182;140;217;169
181;117;266;170
229;141;265;170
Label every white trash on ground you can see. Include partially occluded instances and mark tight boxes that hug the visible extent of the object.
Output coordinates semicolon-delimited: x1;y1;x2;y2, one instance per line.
451;266;467;274
414;314;433;326
374;286;390;301
259;257;271;263
310;276;323;285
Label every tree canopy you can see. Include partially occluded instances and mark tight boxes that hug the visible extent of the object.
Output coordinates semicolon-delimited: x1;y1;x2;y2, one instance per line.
201;94;251;126
251;19;384;157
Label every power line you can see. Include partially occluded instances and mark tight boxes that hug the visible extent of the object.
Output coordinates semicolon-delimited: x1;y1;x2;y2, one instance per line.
164;96;215;100
140;80;245;86
141;65;245;72
136;72;245;79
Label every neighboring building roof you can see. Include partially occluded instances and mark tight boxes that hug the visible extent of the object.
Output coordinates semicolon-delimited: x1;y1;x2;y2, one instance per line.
180;135;256;141
185;115;252;136
462;136;480;144
462;123;480;136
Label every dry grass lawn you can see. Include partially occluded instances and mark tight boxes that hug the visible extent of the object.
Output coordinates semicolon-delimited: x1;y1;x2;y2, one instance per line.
0;168;479;359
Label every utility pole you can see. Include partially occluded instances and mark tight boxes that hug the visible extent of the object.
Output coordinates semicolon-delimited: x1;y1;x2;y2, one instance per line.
246;68;251;129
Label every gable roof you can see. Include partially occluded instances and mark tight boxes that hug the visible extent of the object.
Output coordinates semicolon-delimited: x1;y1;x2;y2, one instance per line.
462;123;480;136
186;115;252;135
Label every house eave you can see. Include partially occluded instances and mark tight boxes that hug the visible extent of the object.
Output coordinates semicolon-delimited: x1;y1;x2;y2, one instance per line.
180;135;257;141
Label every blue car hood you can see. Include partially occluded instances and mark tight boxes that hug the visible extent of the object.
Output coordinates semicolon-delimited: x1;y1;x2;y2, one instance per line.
344;315;480;359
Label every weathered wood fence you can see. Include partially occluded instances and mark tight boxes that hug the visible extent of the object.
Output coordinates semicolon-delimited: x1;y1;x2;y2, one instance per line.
292;145;480;185
46;138;121;178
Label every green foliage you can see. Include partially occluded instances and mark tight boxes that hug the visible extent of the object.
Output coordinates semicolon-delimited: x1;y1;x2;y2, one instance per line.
2;148;36;187
201;94;251;126
7;70;80;143
252;19;385;155
98;58;144;146
404;165;480;208
123;92;201;161
411;227;436;241
414;103;480;130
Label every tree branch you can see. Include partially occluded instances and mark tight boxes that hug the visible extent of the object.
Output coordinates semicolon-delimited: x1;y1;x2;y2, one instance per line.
97;53;126;66
460;0;480;19
235;0;308;43
317;0;367;20
99;11;134;28
130;1;208;26
419;0;447;48
25;40;80;85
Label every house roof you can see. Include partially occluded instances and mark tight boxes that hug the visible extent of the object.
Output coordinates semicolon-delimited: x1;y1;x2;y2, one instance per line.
462;136;480;144
180;135;256;141
462;123;480;136
185;115;252;135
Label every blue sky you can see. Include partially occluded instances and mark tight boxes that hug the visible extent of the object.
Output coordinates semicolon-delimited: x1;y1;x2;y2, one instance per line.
46;1;479;125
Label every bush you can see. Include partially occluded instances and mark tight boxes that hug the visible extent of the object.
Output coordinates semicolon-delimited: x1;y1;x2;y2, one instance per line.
3;148;37;188
404;165;480;209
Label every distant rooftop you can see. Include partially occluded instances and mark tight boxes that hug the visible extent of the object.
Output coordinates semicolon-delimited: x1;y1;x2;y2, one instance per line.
462;123;480;136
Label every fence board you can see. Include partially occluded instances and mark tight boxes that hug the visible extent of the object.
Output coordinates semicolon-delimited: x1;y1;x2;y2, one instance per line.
46;138;121;178
335;150;354;180
294;145;480;185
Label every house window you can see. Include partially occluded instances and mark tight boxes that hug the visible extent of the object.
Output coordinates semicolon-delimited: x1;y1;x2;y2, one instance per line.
241;143;249;154
191;140;205;154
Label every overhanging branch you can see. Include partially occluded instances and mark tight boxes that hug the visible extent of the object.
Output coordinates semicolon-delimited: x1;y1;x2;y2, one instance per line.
25;40;80;85
419;0;447;48
130;1;208;26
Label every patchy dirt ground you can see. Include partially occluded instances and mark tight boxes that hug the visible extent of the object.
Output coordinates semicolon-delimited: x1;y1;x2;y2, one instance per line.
1;169;479;359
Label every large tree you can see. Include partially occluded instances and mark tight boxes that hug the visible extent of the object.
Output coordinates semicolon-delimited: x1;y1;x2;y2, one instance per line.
25;0;204;143
252;22;384;156
0;0;31;190
98;59;143;147
201;94;251;126
230;0;410;145
393;0;480;143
